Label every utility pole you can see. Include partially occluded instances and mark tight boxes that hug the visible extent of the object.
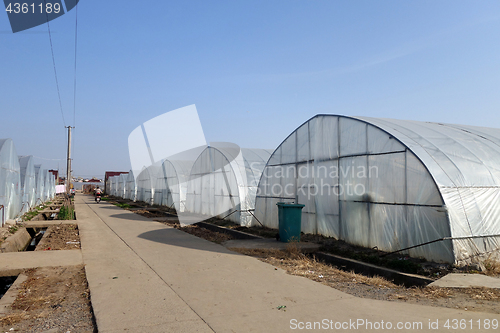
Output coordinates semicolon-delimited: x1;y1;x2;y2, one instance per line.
66;126;73;194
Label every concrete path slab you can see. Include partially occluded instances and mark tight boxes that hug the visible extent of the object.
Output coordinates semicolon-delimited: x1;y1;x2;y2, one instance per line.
21;221;76;228
76;195;498;332
430;273;500;289
223;238;321;253
0;250;82;274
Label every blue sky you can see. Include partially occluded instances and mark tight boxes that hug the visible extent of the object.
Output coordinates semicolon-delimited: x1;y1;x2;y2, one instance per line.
2;1;500;178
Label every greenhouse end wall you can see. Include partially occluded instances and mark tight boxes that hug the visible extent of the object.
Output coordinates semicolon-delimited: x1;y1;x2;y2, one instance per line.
185;146;272;226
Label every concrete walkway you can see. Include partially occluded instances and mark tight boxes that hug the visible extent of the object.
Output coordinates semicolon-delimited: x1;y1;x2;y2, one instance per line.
76;195;498;332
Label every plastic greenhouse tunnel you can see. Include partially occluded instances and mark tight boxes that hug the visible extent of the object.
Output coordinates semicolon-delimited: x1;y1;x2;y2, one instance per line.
254;115;500;265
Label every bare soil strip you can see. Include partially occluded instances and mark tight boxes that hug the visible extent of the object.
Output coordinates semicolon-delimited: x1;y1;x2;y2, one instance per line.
0;265;96;333
35;224;81;251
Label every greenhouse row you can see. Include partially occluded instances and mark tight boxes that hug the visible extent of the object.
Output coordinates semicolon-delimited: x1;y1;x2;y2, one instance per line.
107;143;273;225
0;138;57;226
110;115;500;265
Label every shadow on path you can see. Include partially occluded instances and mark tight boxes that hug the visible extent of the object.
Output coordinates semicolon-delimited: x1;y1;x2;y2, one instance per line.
137;228;232;255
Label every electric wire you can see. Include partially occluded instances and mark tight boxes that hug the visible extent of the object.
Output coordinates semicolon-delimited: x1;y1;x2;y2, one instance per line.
44;0;66;127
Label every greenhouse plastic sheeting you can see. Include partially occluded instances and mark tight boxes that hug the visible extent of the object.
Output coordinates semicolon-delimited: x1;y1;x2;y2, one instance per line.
48;173;55;199
254;115;500;265
185;145;272;226
110;175;119;197
34;164;45;205
19;155;36;214
43;170;51;202
155;160;194;212
45;172;54;200
136;165;160;204
106;176;113;195
0;139;21;223
117;173;128;198
125;171;137;201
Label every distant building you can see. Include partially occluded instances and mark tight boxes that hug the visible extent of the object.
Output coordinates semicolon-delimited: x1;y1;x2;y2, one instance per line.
48;170;63;184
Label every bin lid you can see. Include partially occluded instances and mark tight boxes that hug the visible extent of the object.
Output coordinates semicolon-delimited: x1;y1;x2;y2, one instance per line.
276;202;305;208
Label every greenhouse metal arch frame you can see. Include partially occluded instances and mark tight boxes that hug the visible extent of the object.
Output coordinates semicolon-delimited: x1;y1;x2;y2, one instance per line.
254;114;500;265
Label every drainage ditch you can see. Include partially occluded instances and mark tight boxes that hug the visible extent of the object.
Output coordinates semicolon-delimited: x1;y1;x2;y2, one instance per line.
0;276;17;299
24;228;47;251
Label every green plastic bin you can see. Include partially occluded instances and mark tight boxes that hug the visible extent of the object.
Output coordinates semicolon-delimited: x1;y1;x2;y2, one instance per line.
277;202;305;243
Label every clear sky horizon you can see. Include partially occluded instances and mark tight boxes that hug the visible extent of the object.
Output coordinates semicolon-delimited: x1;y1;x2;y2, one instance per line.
2;1;500;178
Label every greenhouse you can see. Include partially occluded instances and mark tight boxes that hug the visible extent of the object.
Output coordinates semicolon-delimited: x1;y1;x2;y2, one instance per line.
154;160;194;211
19;155;36;214
153;147;205;212
125;171;137;201
43;170;52;201
254;115;500;265
117;173;128;198
0;139;21;223
48;173;56;199
135;165;160;205
106;176;112;195
184;144;272;226
109;175;119;196
34;164;45;205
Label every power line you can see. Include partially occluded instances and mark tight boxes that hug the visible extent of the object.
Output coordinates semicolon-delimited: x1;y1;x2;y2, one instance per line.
32;156;64;161
44;0;66;127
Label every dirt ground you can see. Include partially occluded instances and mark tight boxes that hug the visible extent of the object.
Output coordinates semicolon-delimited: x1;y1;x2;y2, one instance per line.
35;224;81;251
0;265;95;333
0;224;94;332
156;217;234;244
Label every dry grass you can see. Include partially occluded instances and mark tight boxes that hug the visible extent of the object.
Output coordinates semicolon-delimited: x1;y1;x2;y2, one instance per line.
232;247;397;289
483;255;500;276
0;312;30;325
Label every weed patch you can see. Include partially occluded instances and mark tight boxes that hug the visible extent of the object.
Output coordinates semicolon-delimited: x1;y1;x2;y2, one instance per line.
113;203;132;209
